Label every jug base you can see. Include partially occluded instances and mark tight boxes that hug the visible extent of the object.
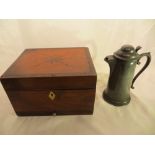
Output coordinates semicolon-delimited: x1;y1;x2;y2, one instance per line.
103;90;130;106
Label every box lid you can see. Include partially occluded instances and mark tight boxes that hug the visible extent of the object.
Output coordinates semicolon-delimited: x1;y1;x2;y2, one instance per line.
1;47;97;90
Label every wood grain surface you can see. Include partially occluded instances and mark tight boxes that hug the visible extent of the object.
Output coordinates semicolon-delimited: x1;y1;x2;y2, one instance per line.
6;89;96;116
0;47;97;116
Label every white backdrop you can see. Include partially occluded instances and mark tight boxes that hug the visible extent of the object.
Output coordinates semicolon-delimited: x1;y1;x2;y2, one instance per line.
0;19;155;134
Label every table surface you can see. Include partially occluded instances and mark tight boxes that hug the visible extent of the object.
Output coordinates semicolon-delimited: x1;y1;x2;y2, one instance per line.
0;19;155;134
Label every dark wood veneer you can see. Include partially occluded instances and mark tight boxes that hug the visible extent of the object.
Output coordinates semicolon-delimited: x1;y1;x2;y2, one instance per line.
0;47;97;116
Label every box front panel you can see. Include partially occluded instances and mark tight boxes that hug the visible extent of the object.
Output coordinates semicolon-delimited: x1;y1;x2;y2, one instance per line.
6;89;96;116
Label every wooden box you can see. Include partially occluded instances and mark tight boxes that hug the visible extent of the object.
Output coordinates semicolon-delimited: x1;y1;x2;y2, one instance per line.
0;47;97;116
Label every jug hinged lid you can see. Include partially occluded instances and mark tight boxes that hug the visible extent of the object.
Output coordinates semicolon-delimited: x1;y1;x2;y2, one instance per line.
114;44;141;60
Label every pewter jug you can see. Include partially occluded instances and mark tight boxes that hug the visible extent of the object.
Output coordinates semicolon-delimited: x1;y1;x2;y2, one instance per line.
103;45;151;106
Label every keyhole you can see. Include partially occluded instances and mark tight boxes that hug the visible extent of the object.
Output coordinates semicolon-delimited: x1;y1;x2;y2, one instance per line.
48;91;56;101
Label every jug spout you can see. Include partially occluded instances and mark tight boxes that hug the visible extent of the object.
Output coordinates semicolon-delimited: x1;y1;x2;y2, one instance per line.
104;55;115;73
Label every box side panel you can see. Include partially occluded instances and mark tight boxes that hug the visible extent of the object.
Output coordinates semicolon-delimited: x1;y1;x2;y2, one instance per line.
5;89;96;116
1;75;97;91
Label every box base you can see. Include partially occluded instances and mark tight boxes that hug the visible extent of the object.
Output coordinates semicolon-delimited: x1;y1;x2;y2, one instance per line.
15;110;94;116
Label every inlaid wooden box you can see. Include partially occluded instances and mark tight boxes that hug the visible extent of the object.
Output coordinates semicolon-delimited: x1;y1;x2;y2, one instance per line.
0;47;97;116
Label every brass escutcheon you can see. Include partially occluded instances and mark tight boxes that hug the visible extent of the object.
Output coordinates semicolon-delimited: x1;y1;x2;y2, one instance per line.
48;91;56;101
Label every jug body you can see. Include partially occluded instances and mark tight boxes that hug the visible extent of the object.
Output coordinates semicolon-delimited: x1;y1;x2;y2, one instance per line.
103;56;137;105
103;45;151;106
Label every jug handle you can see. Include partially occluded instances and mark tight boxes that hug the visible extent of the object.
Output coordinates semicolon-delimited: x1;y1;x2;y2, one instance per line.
131;52;151;89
